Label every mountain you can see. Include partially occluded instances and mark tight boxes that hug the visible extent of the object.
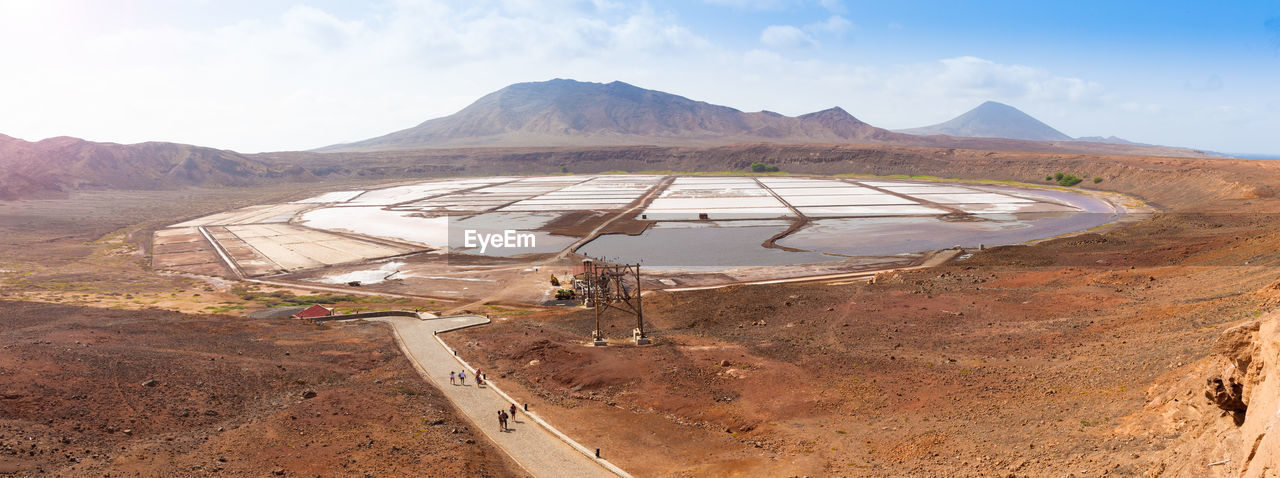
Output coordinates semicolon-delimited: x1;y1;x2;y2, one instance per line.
318;79;909;152
321;80;1208;156
896;101;1073;142
1074;135;1139;145
0;135;307;199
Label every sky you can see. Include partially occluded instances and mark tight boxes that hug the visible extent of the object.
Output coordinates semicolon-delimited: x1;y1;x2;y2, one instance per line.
0;0;1278;155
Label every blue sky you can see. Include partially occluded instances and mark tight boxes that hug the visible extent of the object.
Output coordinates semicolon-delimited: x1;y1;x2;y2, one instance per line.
0;0;1277;155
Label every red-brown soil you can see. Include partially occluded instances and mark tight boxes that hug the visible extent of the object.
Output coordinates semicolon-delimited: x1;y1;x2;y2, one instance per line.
451;154;1280;476
0;300;519;477
458;211;1280;475
5;146;1280;476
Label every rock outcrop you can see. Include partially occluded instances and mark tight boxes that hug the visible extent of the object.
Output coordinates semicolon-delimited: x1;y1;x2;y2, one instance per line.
1127;312;1280;477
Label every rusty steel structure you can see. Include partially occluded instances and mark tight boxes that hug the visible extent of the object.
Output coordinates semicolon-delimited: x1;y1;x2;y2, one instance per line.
577;258;649;346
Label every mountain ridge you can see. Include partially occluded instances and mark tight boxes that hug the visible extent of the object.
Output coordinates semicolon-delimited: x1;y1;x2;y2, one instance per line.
0;135;308;200
318;79;914;152
319;80;1196;156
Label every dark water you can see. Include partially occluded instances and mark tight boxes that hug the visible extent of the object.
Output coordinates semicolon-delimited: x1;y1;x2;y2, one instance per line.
577;187;1122;269
577;222;838;268
777;211;1112;256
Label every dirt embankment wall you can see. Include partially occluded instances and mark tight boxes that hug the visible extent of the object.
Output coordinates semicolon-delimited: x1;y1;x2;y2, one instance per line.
1127;308;1280;476
262;144;1280;211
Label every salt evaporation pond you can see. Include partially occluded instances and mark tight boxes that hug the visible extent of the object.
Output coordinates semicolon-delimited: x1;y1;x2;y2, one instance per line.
314;261;408;285
162;174;1127;276
578;221;837;268
579;180;1122;269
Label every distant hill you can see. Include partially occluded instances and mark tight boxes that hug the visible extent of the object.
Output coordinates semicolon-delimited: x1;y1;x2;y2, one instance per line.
319;80;1210;158
0;134;307;199
1075;135;1139;145
0;81;1221;200
897;101;1073;142
318;79;910;152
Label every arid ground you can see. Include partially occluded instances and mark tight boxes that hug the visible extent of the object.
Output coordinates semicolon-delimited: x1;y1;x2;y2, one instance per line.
3;147;1280;476
0;185;520;477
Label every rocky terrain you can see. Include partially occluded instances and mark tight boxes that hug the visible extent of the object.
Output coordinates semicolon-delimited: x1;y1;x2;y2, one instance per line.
1;126;1277;475
1127;309;1280;477
0;301;519;477
441;153;1280;476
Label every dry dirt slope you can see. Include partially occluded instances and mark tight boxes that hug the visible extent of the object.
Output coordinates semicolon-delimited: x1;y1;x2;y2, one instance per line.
1126;307;1280;477
444;153;1280;476
0;301;520;477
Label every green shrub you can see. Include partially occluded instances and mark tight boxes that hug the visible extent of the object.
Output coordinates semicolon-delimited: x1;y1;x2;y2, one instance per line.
1046;175;1053;181
1057;174;1084;187
1093;177;1103;184
750;162;780;173
1053;172;1065;181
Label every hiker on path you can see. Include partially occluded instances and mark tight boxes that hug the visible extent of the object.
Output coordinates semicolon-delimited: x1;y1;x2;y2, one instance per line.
459;370;466;385
509;404;518;422
449;371;456;385
475;369;484;387
498;410;508;431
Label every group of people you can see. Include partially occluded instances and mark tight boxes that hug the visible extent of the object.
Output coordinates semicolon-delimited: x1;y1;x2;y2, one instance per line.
446;369;519;432
448;368;485;386
498;404;518;431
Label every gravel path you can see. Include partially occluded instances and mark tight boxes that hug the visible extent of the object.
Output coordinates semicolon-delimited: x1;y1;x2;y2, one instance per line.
366;315;621;478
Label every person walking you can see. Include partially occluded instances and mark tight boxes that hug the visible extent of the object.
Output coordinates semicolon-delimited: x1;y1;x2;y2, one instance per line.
459;370;466;385
475;369;484;387
498;410;508;431
508;403;518;422
449;371;456;385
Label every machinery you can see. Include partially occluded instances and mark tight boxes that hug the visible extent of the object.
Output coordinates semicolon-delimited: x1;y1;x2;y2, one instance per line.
573;258;649;346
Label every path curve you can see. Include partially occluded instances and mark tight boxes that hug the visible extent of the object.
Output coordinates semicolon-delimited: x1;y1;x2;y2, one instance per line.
358;315;622;478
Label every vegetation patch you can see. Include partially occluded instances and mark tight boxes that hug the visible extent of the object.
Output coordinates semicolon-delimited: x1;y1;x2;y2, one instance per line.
749;162;781;173
1049;172;1086;187
230;285;395;308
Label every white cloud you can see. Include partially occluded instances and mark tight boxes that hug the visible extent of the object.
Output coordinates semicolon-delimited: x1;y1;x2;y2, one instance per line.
701;0;799;10
0;1;1273;154
760;25;816;48
817;0;845;13
807;15;851;36
929;56;1102;103
0;0;717;152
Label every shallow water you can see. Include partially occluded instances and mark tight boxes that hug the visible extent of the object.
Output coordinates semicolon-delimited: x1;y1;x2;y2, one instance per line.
577;222;838;268
777;211;1113;256
286;177;1122;269
582;181;1121;268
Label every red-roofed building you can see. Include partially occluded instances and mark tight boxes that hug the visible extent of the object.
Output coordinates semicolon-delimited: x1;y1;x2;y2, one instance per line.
293;304;333;319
